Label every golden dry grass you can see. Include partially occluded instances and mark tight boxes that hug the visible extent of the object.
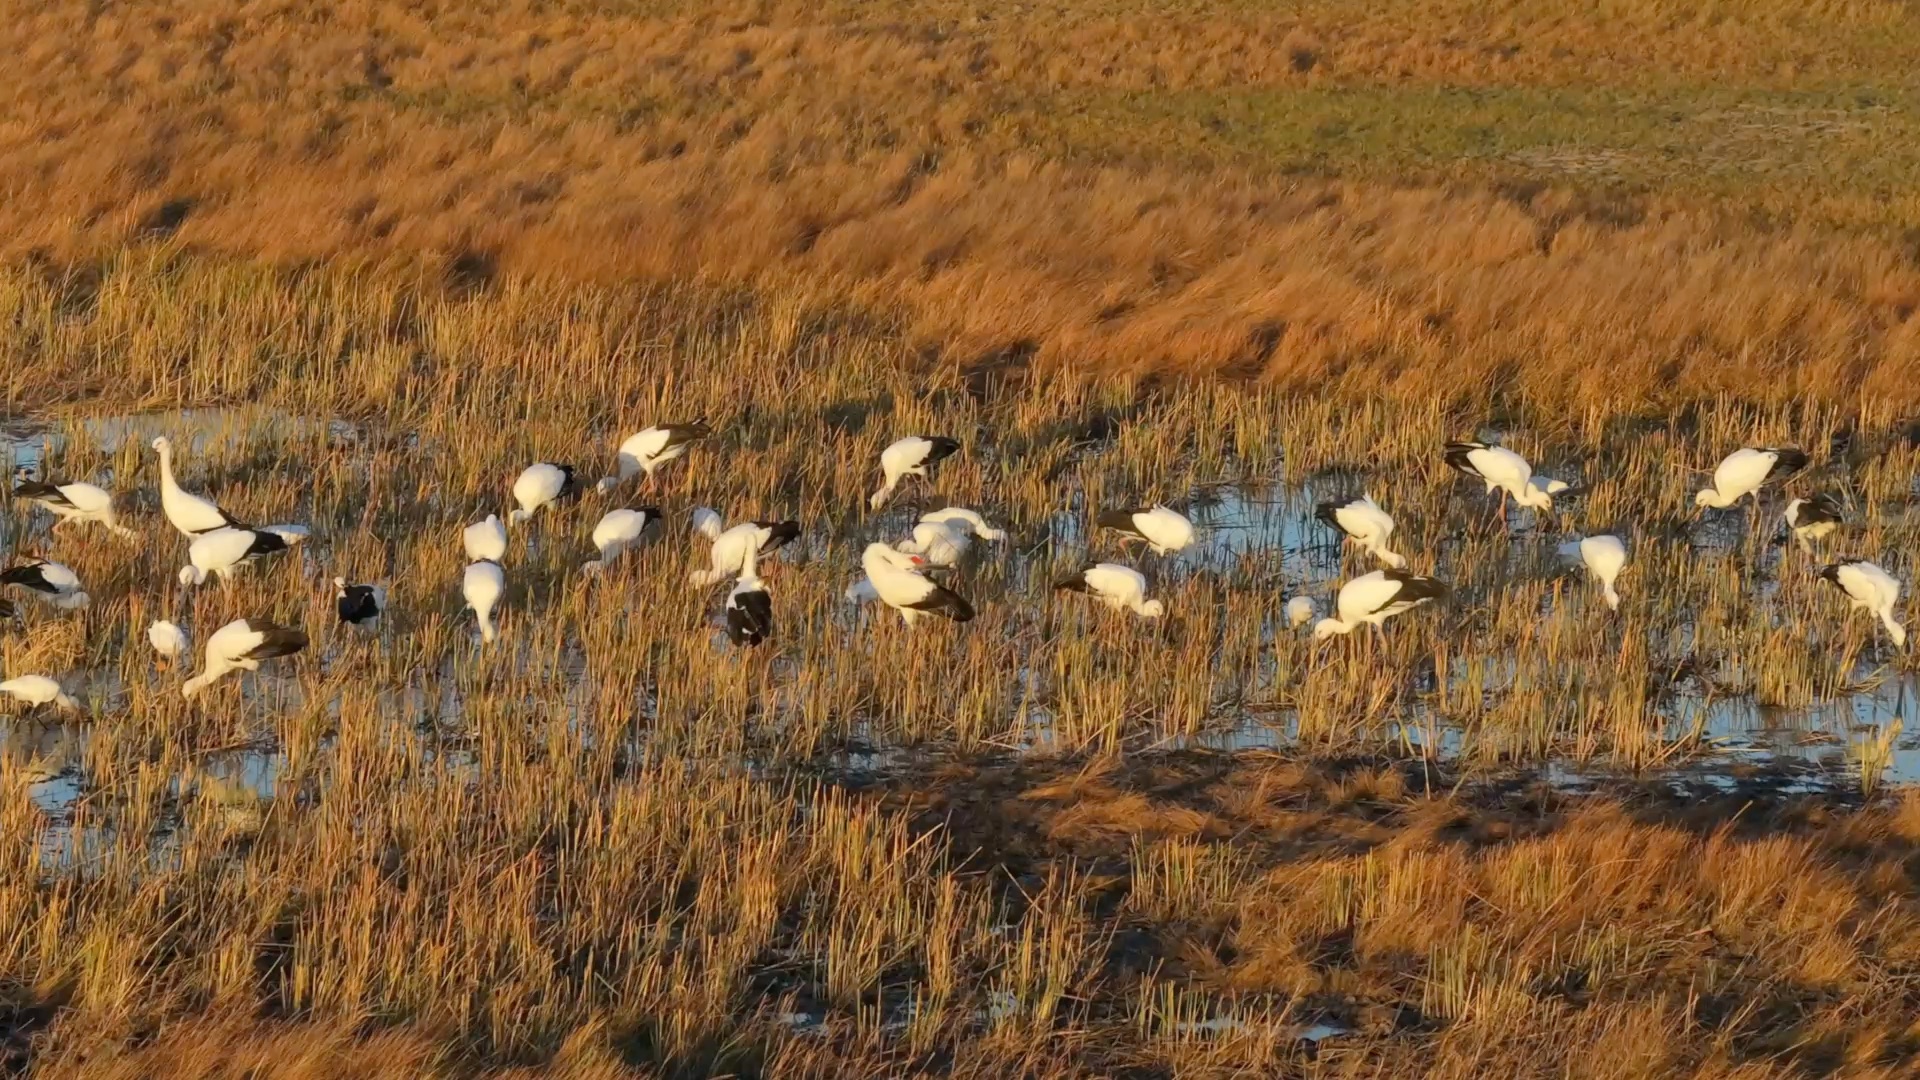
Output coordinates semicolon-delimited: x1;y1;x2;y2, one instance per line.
2;0;1919;398
5;0;1920;1074
0;259;1915;1076
15;757;1920;1078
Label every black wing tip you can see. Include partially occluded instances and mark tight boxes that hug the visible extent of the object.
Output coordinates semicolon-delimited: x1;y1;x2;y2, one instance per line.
249;622;311;657
1384;568;1451;599
0;565;42;588
12;480;64;500
1767;447;1810;478
1096;508;1143;530
912;585;975;622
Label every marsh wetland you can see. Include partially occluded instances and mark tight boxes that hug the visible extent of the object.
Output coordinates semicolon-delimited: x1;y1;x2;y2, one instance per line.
0;258;1917;1077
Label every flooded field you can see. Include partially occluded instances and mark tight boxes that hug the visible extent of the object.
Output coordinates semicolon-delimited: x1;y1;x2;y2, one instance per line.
0;259;1917;1075
3;400;1917;855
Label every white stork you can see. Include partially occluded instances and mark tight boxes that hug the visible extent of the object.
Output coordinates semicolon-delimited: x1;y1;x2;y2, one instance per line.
689;510;801;587
596;419;712;493
148;620;189;664
182;618;309;698
0;674;78;712
335;578;385;626
1285;596;1319;629
1578;535;1628;611
725;550;773;647
463;514;508;563
0;559;90;610
11;465;135;537
1054;563;1164;618
1785;495;1843;553
1443;442;1554;514
509;463;581;525
870;436;961;510
582;507;661;575
919;506;1006;541
1314;495;1407;569
1820;560;1907;648
151;436;246;536
860;543;975;626
177;527;293;587
1311;569;1449;640
1695;447;1808;509
1097;505;1195;555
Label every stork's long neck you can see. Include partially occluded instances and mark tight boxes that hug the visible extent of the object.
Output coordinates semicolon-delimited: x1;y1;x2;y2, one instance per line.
156;444;179;496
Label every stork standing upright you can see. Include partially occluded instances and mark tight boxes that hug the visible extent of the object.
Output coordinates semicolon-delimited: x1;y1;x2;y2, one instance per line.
151;436;248;536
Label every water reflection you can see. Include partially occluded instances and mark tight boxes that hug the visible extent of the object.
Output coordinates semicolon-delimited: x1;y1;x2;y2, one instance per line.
0;404;1914;861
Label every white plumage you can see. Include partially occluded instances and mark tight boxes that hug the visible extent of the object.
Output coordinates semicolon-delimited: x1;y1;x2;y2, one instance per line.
177;527;290;587
1695;447;1808;509
1785;495;1843;553
895;505;1008;569
463;560;506;644
151;435;243;536
896;520;973;568
11;467;135;538
463;515;508;562
0;559;91;610
918;507;1006;541
1055;563;1164;618
689;511;801;588
1443;442;1553;512
1098;505;1196;555
1285;596;1319;629
148;620;189;663
1315;495;1406;569
860;543;975;626
582;507;660;575
0;675;78;712
1312;570;1449;640
1821;560;1906;648
596;420;711;493
844;577;880;604
509;463;577;525
182;618;308;698
869;436;961;510
1578;535;1628;611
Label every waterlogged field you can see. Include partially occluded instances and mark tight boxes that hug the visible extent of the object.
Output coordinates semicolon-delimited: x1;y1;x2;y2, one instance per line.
6;0;1920;1071
2;260;1920;1076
